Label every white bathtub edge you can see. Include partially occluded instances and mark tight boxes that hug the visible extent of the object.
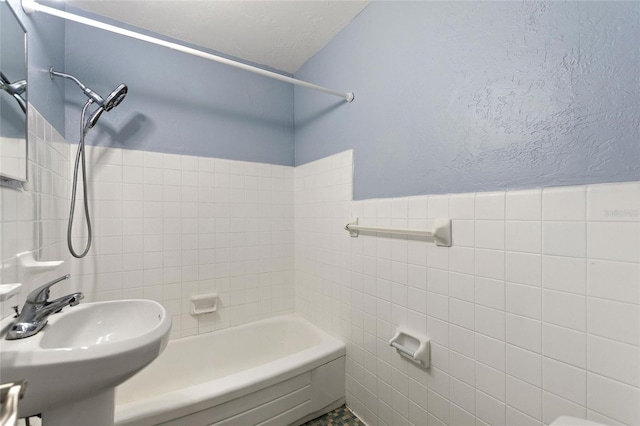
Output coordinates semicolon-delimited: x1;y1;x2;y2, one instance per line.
115;315;345;426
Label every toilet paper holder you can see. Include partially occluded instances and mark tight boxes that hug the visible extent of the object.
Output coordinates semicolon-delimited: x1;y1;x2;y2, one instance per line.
389;328;430;368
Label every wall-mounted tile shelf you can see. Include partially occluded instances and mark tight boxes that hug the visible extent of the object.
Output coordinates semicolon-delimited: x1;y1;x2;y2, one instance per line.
0;283;21;301
17;251;64;276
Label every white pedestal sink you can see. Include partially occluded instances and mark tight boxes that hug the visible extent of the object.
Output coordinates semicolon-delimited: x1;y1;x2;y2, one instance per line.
0;299;172;426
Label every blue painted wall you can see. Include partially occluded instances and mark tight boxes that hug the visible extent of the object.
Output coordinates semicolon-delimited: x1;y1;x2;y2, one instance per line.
6;0;65;133
294;1;640;199
63;8;294;166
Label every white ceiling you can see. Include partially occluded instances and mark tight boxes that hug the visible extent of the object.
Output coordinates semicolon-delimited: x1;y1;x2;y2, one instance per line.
67;1;369;73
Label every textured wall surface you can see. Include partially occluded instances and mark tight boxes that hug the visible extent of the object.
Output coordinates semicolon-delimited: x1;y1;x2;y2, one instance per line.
294;1;640;199
63;9;294;166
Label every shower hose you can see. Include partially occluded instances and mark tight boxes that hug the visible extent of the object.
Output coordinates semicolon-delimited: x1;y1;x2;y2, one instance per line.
67;100;93;258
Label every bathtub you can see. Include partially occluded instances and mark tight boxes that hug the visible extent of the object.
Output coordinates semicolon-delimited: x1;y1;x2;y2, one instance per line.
114;314;346;426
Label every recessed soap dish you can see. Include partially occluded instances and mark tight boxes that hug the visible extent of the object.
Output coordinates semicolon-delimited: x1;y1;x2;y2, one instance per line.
190;293;218;315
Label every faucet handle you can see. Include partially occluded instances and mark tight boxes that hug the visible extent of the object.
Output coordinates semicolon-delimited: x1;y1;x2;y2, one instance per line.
26;274;71;304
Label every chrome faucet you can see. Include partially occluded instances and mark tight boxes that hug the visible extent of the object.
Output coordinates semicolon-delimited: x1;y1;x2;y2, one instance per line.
6;274;84;340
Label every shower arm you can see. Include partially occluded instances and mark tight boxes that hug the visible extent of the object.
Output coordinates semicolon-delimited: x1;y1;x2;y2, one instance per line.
49;68;104;105
21;0;355;103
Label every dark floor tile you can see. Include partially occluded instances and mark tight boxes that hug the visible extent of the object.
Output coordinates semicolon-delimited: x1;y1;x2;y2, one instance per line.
303;404;364;426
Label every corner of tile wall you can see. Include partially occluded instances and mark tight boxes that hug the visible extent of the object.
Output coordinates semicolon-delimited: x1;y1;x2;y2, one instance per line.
61;145;295;339
293;150;639;426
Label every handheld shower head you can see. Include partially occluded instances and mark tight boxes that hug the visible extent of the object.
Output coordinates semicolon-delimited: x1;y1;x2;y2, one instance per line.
103;84;127;111
85;106;104;130
84;84;127;130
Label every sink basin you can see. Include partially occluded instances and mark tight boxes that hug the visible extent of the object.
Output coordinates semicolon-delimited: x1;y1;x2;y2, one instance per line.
39;300;168;349
0;299;171;424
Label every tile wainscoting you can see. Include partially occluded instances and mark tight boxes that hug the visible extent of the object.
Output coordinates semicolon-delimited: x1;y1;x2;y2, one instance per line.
295;151;639;426
65;144;296;338
0;105;71;318
2;122;638;426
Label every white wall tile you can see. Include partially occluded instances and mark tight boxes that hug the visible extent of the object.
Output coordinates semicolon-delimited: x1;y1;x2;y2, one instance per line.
476;305;505;340
143;151;163;168
506;189;542;221
450;194;474;220
407;287;427;314
449;246;474;275
542;324;586;368
587;222;639;263
506;344;541;387
449;298;474;330
587;335;640;387
542;222;586;258
542;255;586;295
587;373;640;426
427;245;448;270
449;272;474;303
476;390;506;426
587;259;640;304
506;221;541;253
407;196;427;220
427;195;449;219
543;186;586;221
475;333;505;371
475;220;505;250
542;391;586;426
449;351;475;386
475;277;505;310
506;283;541;320
506;406;540;426
450;400;475;424
450;325;475;359
587;182;640;222
587;298;640;346
543;358;586;406
506;252;541;287
506;314;541;353
475;192;505;220
451;219;474;247
475;249;505;280
427;292;449;321
476;362;505;401
506;375;542;420
543;290;586;332
122;148;144;166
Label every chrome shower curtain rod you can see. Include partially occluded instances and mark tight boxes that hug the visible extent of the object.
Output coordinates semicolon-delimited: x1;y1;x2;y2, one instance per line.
21;0;355;103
